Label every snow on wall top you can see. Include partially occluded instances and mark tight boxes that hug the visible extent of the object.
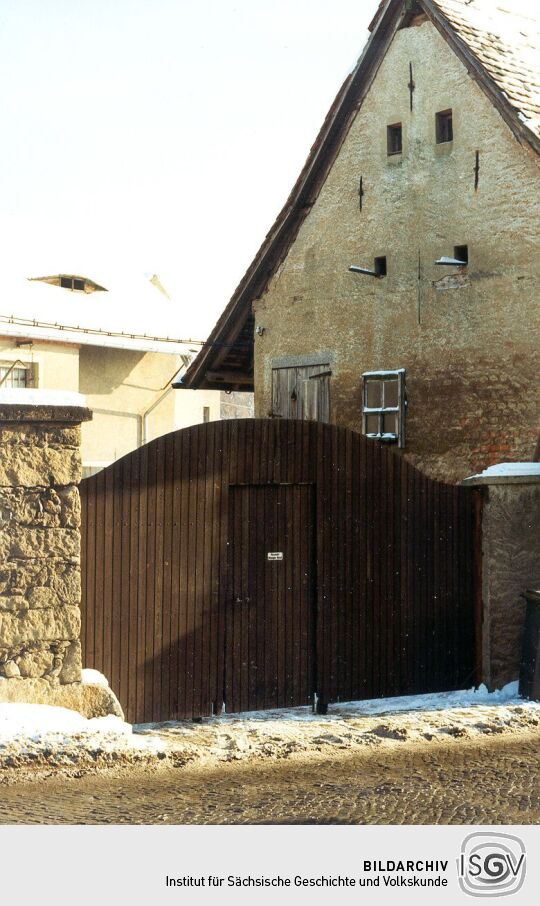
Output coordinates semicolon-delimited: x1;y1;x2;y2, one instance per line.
0;389;88;408
461;461;540;484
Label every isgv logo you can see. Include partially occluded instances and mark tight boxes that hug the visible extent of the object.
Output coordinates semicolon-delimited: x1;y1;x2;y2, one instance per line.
458;833;526;897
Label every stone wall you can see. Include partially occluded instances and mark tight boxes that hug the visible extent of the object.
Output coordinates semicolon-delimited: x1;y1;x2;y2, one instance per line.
463;471;540;690
0;401;91;686
252;18;540;483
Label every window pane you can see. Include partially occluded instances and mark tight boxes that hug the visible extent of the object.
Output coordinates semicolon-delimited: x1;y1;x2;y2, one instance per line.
60;276;72;289
73;279;85;291
383;412;398;435
366;414;379;434
383;378;399;408
0;366;27;388
366;379;382;408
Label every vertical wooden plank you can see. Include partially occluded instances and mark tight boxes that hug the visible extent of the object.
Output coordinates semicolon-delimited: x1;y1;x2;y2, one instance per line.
389;452;399;697
472;489;483;688
381;447;392;697
119;456;132;716
127;450;140;723
246;475;258;710
342;428;353;701
184;426;199;718
399;457;409;694
424;469;435;691
102;465;115;689
315;424;326;704
434;478;445;692
160;434;175;721
136;444;148;723
410;463;421;693
291;484;301;704
199;422;215;716
177;426;191;718
239;484;250;712
357;436;368;699
191;424;206;718
152;438;165;721
267;485;279;706
81;477;95;669
143;441;157;722
79;480;86;665
255;479;267;710
169;432;182;719
216;421;229;715
371;439;382;698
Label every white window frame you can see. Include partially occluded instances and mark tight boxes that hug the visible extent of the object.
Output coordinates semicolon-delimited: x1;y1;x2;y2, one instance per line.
362;368;406;447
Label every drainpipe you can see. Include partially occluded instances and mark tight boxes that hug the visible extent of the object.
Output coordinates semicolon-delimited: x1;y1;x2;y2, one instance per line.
140;384;174;447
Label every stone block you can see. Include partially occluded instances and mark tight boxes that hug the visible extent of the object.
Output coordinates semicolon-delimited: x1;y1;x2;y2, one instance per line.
59;640;82;684
0;486;80;528
0;525;80;561
0;677;124;719
0;605;80;648
15;644;56;678
0;560;80;606
0;444;81;487
0;424;81;448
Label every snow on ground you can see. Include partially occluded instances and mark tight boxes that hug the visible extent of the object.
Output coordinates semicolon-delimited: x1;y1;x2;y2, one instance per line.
199;681;531;723
0;676;165;781
0;701;163;754
135;683;540;766
1;682;539;781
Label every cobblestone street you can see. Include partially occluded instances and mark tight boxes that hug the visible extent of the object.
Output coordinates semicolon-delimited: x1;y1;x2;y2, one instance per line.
1;729;538;825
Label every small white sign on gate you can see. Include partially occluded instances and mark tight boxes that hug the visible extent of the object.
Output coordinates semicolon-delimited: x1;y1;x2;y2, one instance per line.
267;552;283;561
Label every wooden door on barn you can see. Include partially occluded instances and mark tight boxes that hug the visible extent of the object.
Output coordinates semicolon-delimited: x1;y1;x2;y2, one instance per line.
271;364;331;421
80;419;477;724
226;484;315;713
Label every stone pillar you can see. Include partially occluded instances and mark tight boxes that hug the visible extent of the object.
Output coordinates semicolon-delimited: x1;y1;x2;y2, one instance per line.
462;466;540;690
0;391;122;717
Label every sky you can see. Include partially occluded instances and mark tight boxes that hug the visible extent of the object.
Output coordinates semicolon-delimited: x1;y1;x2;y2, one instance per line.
0;0;380;339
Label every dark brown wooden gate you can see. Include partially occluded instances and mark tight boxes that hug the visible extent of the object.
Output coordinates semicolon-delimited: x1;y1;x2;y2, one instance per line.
80;419;477;723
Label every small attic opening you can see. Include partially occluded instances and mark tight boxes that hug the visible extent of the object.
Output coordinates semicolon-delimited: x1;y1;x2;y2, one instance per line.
29;274;108;293
436;109;454;144
398;1;428;29
374;256;387;277
60;276;85;291
454;245;469;266
387;123;403;155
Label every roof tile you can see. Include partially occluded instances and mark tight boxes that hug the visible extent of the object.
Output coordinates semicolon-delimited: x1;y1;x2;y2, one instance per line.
432;0;540;137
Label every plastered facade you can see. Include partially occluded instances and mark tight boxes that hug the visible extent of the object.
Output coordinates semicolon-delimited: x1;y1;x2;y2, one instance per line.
253;20;540;483
0;337;225;472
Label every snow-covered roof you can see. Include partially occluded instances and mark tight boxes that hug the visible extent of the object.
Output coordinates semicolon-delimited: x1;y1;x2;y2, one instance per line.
0;271;201;355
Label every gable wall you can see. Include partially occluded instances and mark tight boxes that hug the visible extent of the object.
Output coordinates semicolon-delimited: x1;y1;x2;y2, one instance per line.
252;20;540;482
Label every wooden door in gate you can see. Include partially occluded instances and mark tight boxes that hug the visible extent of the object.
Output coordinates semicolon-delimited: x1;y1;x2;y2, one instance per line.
226;484;315;713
